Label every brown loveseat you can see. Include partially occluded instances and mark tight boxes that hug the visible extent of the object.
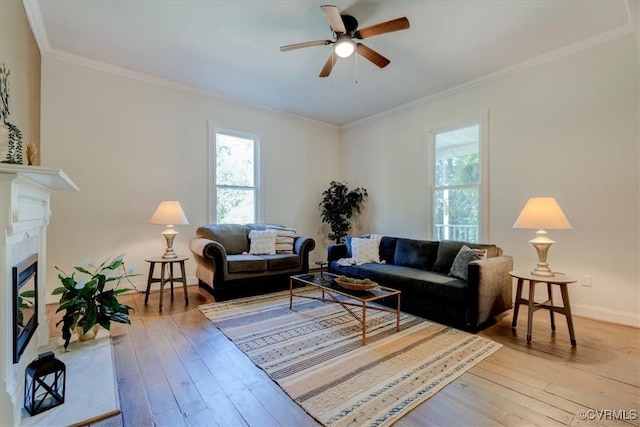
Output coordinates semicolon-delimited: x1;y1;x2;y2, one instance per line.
190;223;315;295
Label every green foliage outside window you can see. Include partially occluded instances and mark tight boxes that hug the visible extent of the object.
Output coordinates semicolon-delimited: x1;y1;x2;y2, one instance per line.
216;133;256;224
434;153;480;242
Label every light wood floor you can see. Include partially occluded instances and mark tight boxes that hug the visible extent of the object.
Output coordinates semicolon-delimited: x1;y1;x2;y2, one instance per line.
47;285;640;427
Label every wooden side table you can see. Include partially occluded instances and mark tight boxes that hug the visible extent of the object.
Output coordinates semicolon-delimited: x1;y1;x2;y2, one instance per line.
510;270;578;346
144;256;189;310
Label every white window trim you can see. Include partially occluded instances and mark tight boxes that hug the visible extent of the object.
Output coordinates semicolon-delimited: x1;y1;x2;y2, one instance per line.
426;111;489;242
207;122;261;224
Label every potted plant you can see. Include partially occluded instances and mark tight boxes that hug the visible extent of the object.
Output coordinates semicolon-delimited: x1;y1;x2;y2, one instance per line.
52;254;136;349
319;180;368;243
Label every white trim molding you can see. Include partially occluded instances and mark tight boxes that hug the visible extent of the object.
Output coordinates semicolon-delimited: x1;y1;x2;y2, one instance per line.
341;24;634;131
572;303;640;328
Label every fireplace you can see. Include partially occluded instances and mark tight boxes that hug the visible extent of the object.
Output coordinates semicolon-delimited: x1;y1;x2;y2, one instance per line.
1;165;78;427
13;254;38;364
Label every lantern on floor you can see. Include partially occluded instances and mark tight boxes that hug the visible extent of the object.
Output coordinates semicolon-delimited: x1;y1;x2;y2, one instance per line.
24;351;65;415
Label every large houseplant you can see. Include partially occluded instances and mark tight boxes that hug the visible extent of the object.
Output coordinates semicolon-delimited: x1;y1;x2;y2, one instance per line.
52;254;136;349
319;181;368;243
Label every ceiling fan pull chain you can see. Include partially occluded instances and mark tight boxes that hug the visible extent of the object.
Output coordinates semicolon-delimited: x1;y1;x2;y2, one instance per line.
355;51;359;84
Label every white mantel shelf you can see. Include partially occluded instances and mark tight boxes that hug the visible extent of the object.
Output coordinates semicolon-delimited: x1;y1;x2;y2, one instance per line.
0;164;79;192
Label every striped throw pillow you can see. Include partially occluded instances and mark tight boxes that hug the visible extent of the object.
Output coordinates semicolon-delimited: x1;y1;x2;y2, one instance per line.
267;226;296;254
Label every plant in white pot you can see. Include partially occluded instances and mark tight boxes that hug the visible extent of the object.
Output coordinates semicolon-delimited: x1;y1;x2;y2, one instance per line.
52;254;136;350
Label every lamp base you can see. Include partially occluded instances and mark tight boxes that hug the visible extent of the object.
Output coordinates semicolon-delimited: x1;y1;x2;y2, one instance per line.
529;229;556;277
531;266;555;277
161;227;179;259
161;248;178;259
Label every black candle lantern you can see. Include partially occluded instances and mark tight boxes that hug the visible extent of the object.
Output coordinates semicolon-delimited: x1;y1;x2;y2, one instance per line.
24;351;66;415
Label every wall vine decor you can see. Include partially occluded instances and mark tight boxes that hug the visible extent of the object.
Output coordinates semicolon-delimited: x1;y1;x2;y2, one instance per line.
0;64;24;164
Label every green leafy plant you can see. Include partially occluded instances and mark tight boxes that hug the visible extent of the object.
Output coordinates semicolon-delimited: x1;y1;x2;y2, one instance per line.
319;181;368;243
52;254;136;349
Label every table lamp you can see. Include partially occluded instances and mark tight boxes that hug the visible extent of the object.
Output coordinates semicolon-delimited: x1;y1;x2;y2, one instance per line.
512;197;572;277
149;201;189;259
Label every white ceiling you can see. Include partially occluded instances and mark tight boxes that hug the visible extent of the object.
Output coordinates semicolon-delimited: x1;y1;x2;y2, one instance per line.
25;0;634;127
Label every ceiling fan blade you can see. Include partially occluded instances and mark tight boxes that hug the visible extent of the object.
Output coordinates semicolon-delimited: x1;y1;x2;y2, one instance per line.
321;5;347;34
319;52;338;78
354;17;410;39
280;40;332;52
356;43;390;68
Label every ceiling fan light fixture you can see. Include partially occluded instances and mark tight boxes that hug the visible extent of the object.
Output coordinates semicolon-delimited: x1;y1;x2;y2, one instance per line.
334;38;355;58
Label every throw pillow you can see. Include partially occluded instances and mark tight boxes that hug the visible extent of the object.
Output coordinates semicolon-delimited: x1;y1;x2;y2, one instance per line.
267;226;296;254
248;230;277;255
433;240;498;274
393;238;439;271
379;237;398;264
345;236;354;257
350;237;381;264
449;245;487;280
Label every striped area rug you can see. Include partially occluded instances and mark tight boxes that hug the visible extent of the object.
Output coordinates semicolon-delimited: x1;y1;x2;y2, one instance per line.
199;288;502;427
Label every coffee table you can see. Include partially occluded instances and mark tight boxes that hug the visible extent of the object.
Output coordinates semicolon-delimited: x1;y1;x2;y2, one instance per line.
289;272;401;345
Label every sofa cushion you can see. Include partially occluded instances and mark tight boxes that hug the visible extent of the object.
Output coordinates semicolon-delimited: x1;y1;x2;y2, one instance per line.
449;245;487;280
248;230;277;255
432;240;499;274
345;236;354;258
330;263;467;302
351;237;381;264
197;224;249;255
393;238;439;271
379;237;398;264
227;254;267;273
266;226;296;254
261;254;301;270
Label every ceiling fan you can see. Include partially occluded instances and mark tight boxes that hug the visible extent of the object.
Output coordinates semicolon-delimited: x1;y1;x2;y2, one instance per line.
280;5;410;78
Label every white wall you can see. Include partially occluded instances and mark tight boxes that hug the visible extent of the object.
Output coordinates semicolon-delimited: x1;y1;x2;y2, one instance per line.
39;33;639;326
40;57;340;299
341;35;640;326
0;0;41;162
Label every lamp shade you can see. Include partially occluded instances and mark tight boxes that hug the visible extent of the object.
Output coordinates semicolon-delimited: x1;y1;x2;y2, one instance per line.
149;201;189;225
512;197;571;230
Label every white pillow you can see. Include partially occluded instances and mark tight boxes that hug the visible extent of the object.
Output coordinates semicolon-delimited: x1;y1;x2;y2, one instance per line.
248;230;277;255
350;237;381;264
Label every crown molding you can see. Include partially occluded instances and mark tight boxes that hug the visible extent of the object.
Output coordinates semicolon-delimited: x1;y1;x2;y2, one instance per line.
341;23;634;131
21;1;337;131
627;0;640;51
45;49;339;130
22;0;50;54
21;0;633;132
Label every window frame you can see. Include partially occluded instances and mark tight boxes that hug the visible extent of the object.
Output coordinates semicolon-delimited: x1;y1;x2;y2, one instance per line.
426;112;489;242
208;124;261;224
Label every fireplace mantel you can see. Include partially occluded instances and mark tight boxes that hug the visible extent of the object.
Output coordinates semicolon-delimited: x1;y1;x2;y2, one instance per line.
0;165;78;427
0;164;78;191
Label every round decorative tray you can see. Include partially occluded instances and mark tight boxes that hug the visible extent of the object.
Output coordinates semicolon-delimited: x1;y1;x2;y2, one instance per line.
334;279;378;291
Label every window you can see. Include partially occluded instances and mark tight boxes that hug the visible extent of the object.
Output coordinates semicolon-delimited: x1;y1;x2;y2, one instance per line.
210;128;259;224
429;119;487;242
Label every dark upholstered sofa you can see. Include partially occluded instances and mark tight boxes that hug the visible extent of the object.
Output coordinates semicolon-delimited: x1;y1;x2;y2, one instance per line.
190;223;315;295
328;236;513;331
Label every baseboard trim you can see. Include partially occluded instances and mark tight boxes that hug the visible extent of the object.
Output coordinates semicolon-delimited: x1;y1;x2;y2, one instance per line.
571;303;640;328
